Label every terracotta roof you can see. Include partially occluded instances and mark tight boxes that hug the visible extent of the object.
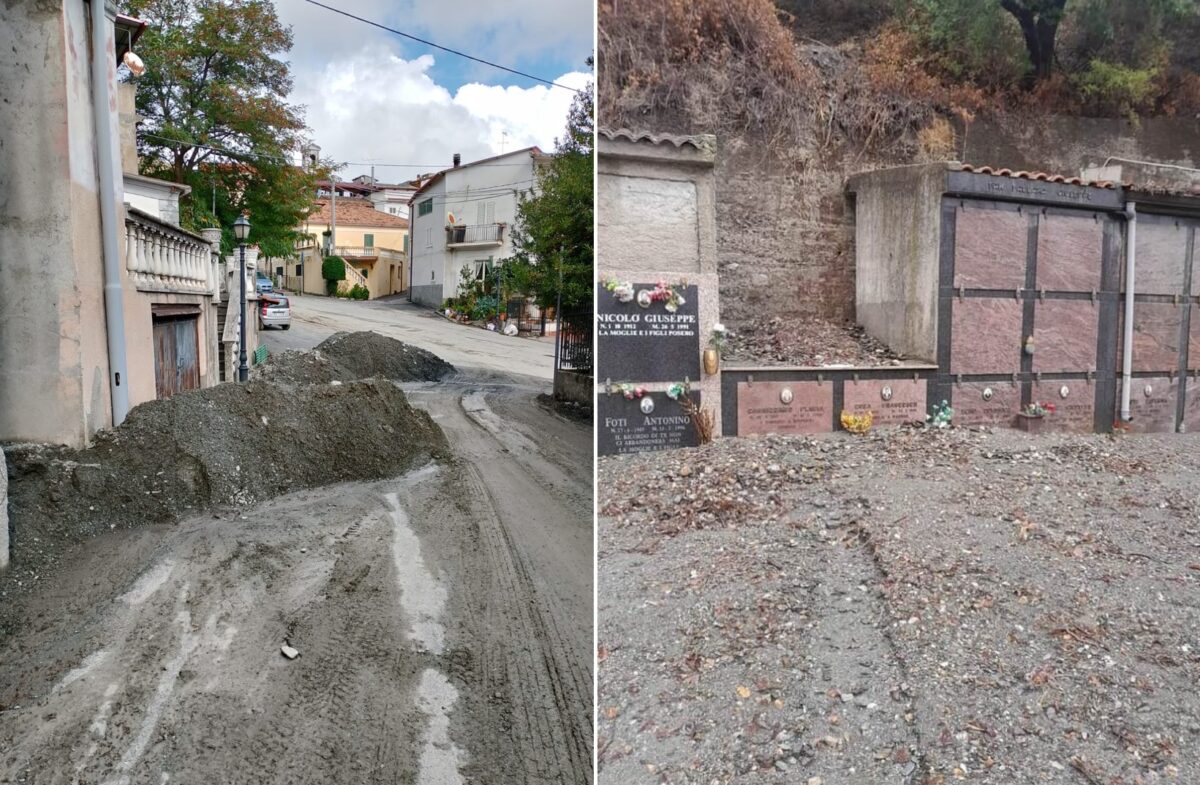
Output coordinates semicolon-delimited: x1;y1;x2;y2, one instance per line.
306;198;408;229
599;127;715;150
959;163;1121;190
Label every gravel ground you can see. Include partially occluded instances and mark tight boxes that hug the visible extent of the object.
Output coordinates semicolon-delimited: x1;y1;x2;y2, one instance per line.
724;317;902;366
598;428;1200;784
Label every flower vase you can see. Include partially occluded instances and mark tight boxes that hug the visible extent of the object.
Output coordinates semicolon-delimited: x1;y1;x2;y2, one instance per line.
1016;412;1045;434
702;348;719;375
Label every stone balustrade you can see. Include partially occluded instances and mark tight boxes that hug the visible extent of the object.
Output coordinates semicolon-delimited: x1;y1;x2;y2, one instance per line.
125;207;216;295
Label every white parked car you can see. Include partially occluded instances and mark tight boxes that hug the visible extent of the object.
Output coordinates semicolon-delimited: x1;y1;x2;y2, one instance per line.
259;295;291;330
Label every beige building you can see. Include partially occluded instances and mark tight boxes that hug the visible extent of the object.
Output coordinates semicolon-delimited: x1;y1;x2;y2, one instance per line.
290;198;409;299
0;1;255;447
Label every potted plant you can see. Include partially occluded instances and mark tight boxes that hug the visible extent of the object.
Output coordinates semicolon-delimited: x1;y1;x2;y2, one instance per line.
704;323;727;375
1018;401;1056;433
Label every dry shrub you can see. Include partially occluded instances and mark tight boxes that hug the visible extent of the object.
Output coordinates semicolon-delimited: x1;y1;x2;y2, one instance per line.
598;0;816;147
917;116;957;160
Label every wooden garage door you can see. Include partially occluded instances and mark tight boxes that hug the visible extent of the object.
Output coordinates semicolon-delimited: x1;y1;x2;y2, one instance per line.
153;315;201;399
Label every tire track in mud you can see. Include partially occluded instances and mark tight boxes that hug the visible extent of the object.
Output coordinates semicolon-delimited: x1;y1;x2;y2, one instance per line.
229;505;422;785
458;461;593;785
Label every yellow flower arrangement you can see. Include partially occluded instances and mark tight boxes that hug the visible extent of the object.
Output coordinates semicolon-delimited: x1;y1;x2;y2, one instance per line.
840;409;873;434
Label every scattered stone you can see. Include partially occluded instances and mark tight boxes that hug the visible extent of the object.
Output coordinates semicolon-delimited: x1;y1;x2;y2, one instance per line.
281;644;299;660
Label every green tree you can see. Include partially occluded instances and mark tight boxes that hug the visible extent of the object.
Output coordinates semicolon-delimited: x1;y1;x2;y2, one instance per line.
997;0;1068;82
123;0;314;256
504;65;594;314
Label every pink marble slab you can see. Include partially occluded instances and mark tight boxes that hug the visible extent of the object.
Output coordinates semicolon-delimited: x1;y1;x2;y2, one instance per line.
954;208;1028;290
842;379;926;427
1036;213;1103;292
1116;377;1177;433
1116;303;1183;372
737;381;832;436
1180;380;1200;434
1032;300;1099;372
1189;307;1200;370
953;382;1019;428
1125;221;1188;295
1032;380;1094;433
950;298;1023;375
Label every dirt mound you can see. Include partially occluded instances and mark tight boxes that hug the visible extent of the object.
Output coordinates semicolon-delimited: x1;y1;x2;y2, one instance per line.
256;331;454;384
3;379;448;581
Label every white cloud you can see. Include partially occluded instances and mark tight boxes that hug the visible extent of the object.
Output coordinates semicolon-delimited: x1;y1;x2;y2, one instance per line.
453;70;590;154
275;0;590;182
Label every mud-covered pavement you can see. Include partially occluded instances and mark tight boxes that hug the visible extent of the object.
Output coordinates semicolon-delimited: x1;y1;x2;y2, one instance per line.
0;372;592;784
598;429;1200;785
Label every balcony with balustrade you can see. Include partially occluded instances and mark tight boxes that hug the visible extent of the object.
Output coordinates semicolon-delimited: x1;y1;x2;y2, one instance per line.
125;207;218;297
445;223;505;249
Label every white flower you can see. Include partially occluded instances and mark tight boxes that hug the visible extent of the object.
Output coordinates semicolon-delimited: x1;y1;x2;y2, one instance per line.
665;301;678;313
713;323;726;333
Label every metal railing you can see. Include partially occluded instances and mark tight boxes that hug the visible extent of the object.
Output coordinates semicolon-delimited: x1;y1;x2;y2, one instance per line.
555;309;593;373
446;223;504;245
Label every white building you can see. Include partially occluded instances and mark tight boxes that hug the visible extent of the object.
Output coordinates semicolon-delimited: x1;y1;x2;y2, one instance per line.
407;147;545;308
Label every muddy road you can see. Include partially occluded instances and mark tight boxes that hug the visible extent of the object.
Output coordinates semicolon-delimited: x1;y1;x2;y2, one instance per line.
0;375;592;784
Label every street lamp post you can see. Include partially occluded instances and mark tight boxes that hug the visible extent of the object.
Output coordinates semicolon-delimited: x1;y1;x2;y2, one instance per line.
234;214;251;382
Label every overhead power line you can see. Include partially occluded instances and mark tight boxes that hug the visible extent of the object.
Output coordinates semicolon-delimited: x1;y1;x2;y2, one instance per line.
141;133;544;173
303;0;582;93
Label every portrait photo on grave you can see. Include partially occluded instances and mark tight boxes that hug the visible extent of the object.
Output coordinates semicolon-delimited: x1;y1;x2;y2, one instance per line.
595;1;1200;784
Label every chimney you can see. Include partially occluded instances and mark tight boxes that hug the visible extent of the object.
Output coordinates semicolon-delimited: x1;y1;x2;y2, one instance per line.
452;153;461;168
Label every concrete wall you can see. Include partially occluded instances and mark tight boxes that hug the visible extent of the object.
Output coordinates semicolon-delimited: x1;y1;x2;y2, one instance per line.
0;0;115;447
597;132;724;437
847;163;947;362
553;369;593;406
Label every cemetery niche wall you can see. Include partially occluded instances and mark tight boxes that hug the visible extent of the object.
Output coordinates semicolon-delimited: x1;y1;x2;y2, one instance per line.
837;161;1200;435
596;128;723;455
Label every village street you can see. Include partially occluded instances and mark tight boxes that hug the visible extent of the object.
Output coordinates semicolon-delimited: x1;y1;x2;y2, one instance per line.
0;312;592;784
263;293;557;380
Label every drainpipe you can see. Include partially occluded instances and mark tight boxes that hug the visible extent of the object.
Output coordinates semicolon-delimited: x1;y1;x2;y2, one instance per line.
90;0;130;426
1120;200;1138;422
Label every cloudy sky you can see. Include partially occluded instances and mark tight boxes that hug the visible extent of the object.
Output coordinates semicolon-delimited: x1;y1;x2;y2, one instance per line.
274;0;593;184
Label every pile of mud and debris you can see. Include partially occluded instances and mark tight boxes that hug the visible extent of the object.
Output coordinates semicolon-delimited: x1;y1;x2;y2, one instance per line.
256;331;454;384
724;316;904;366
3;339;453;586
598;430;1200;784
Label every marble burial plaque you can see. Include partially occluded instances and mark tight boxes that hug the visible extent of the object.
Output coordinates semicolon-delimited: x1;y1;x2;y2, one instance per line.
953;208;1028;290
1036;213;1103;292
598;391;700;455
953;382;1019;427
1116;376;1177;433
1032;380;1095;432
1033;299;1099;373
950;298;1023;375
1129;220;1188;295
1188;306;1200;370
597;283;700;382
842;379;926;427
736;381;832;436
1117;303;1183;373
